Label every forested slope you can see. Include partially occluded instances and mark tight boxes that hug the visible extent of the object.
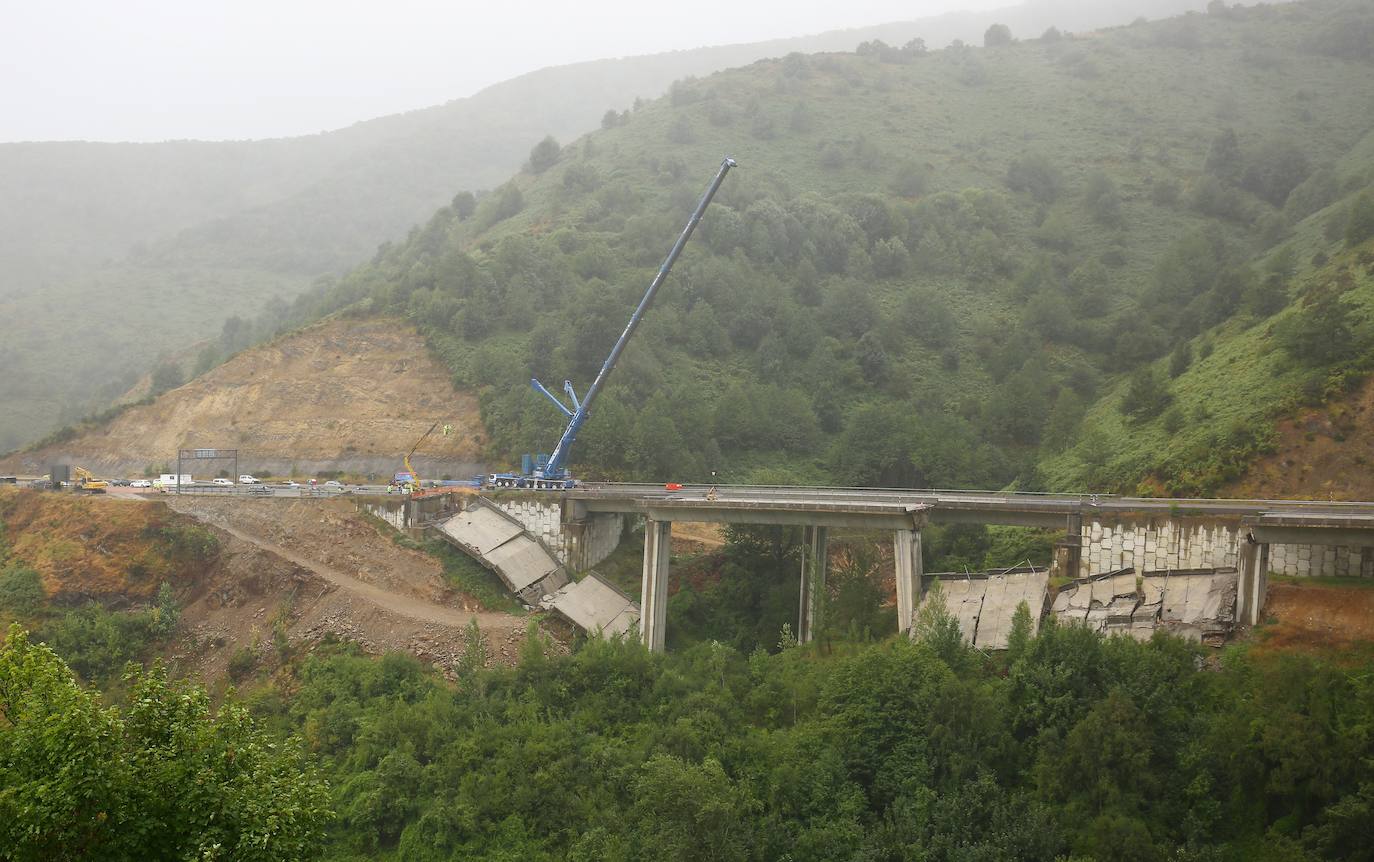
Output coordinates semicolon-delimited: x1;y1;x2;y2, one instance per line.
272;0;1374;493
0;0;1206;454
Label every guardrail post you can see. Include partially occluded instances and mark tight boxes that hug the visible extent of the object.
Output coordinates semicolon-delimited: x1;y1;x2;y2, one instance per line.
640;519;672;652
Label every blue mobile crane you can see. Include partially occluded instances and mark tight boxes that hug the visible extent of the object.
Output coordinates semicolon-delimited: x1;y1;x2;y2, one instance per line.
485;156;737;490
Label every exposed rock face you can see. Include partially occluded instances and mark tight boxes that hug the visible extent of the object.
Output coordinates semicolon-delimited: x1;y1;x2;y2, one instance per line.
1;317;487;479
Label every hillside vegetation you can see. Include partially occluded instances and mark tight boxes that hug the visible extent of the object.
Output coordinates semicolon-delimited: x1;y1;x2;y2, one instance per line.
0;0;1206;454
261;0;1374;494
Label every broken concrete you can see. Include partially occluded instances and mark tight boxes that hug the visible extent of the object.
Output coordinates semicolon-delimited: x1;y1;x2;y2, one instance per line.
432;497;641;636
919;567;1049;650
541;572;640;638
433;498;568;604
1051;567;1237;645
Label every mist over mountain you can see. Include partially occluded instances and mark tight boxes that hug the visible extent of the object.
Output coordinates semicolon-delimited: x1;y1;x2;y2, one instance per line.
0;0;1208;452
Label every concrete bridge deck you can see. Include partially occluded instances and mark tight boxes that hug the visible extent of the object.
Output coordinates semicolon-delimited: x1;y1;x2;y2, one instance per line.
557;483;1374;651
567;483;1374;526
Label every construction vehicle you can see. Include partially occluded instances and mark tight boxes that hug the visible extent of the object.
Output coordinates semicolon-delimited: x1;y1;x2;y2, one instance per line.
393;420;454;493
485;156;736;490
72;466;108;494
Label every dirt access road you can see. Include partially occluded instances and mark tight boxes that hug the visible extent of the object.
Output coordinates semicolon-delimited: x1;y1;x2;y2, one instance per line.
163;496;552;679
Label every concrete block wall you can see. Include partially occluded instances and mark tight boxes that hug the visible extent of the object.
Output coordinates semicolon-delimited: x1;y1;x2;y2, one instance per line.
360;499;409;531
1266;543;1373;578
1080;518;1374;578
491;499;569;560
1081;520;1241;577
488;498;623;571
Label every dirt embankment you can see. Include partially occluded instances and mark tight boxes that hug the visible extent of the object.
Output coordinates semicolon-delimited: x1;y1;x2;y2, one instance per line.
160;496;551;679
1255;580;1374;654
1225;375;1374;502
0;486;197;604
0;316;487;479
0;488;552;681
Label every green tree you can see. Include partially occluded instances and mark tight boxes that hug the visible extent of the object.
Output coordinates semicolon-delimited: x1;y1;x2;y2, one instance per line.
1006;153;1063;204
911;580;965;665
1347;190;1374;247
1279;292;1361;366
1168;341;1192;378
150;361;184;395
1120;368;1172;423
527;135;562;173
451;190;476;220
984;23;1014;47
0;626;331;860
1006;600;1033;664
0;564;44;619
1203;128;1243;185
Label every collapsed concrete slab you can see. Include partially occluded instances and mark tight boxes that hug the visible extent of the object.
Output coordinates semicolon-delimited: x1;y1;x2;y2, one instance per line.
919;567;1050;650
433;498;569;604
1051;567;1237;645
541;572;640;638
432;497;641;636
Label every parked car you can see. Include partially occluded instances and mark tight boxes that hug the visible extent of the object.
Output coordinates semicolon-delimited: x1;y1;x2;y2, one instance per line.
212;478;233;487
130;479;151;488
109;479;131;486
239;475;260;485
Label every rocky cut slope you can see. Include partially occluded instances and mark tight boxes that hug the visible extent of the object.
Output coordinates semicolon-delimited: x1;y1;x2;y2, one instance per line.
0;317;487;480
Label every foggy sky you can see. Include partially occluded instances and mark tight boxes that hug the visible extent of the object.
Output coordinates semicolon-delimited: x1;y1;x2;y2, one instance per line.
1;0;1014;144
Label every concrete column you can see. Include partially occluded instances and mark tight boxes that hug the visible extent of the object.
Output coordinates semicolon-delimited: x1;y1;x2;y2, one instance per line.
640;519;672;652
894;528;923;636
1054;513;1083;580
1257;543;1270;623
798;526;829;644
1236;541;1258;624
1237;539;1264;627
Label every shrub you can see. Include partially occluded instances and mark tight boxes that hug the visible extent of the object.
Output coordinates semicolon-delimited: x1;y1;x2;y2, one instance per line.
1347;191;1374;248
1007;153;1062;203
0;565;44;619
228;646;257;680
984;23;1014;47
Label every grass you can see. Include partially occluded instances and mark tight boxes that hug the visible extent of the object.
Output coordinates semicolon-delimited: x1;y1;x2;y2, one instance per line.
370;516;526;615
423;539;526;615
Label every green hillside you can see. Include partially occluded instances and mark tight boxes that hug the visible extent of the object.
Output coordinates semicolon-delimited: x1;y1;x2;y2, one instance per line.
0;0;1211;453
271;0;1374;492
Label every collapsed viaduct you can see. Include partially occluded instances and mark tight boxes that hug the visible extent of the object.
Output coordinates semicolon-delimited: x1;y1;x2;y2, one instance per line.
373;484;1374;652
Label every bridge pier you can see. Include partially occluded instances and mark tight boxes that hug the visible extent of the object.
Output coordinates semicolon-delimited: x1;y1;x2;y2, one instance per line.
894;528;924;635
1236;537;1270;627
1054;512;1083;579
640;518;672;651
798;526;828;644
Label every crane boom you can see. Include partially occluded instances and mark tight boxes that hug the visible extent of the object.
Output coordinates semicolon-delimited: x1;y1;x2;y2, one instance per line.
516;156;736;487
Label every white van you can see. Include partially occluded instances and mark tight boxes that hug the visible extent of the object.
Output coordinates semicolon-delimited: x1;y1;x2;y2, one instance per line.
239;474;261;485
157;473;194;488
